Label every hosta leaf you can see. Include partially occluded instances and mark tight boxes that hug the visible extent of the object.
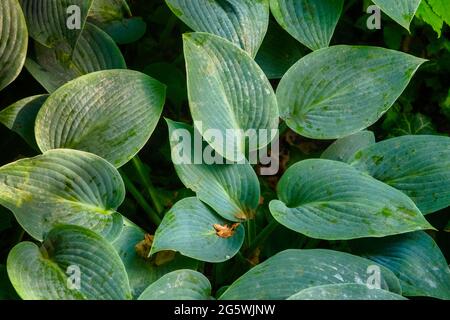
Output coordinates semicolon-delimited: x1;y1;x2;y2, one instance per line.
167;120;260;221
184;32;279;161
350;135;450;215
101;17;147;45
219;249;401;300
113;224;198;298
270;0;344;51
277;45;426;139
138;270;211;300
352;231;450;300
321;131;376;163
255;21;306;79
372;0;422;31
35;69;166;168
269;159;433;240
151;197;245;263
166;0;269;57
19;0;93;48
0;149;124;241
0;0;28;91
287;283;406;300
88;0;131;23
7;225;132;300
26;23;126;93
0;94;48;149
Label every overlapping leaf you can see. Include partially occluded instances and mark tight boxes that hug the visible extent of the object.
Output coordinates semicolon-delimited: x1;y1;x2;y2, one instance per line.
277;45;426;139
7;225;131;300
184;32;279;161
270;0;344;51
0;149;124;241
352;231;450;299
35;69;166;168
219;249;401;299
167;120;260;221
321;131;375;163
113;224;198;298
269;159;433;240
372;0;422;31
350;135;450;214
166;0;269;57
19;0;93;49
0;0;28;91
138;270;211;300
26;23;126;93
0;94;48;149
287;284;406;300
151;197;245;263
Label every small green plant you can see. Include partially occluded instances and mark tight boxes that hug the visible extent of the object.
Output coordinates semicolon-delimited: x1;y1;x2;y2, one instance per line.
0;0;449;300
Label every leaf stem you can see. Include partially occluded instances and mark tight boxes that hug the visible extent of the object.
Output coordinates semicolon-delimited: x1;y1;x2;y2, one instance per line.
245;219;256;248
122;174;162;226
132;156;165;215
246;219;279;256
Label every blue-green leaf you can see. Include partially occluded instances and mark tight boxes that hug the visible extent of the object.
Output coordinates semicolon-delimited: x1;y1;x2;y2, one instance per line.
321;131;376;163
151;197;245;263
269;159;433;240
372;0;422;31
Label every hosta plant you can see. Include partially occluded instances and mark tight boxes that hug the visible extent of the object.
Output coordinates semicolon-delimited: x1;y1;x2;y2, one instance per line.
0;0;449;301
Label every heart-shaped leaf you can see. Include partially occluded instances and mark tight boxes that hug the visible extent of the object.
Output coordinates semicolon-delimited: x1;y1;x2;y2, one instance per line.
372;0;422;31
0;94;48;149
167;120;260;221
0;0;28;91
270;0;344;51
7;225;132;300
321;131;376;163
219;249;401;299
166;0;269;57
151;197;245;263
277;45;426;139
287;283;406;300
352;231;450;300
269;159;433;240
138;269;211;300
113;224;198;298
26;23;126;93
350;135;450;215
35;69;166;168
0;149;124;241
19;0;93;49
184;32;279;161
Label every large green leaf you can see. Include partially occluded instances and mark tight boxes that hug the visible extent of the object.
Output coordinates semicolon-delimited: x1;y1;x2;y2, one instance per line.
35;69;166;168
0;149;124;241
219;249;401;299
88;0;131;23
352;231;450;300
0;0;28;91
112;224;198;298
151;197;245;263
276;45;426;139
184;32;279;162
350;135;450;215
166;0;269;57
7;225;132;300
255;21;306;79
167;120;260;221
270;0;344;51
416;0;444;37
287;283;406;300
26;23;126;93
138;270;211;300
372;0;422;31
426;0;450;25
321;131;376;163
19;0;93;49
0;94;48;149
269;159;433;240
